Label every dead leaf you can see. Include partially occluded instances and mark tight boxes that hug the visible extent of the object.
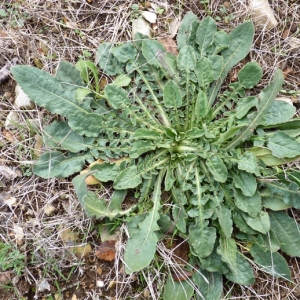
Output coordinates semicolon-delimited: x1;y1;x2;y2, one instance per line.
60;228;79;246
3;129;19;143
229;68;238;82
34;134;43;157
95;240;116;261
33;57;43;69
157;37;178;55
171;269;194;282
169;17;181;38
282;29;290;39
99;77;108;90
283;67;293;79
72;243;92;258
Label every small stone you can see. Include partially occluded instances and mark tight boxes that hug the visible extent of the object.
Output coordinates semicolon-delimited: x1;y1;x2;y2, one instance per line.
132;17;152;37
249;0;278;30
14;84;33;108
5;111;19;129
143;288;150;298
13;224;24;245
96;280;104;288
44;203;56;216
141;11;157;24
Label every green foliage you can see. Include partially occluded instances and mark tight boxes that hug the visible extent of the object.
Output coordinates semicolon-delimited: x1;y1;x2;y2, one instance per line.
0;242;25;276
11;12;300;299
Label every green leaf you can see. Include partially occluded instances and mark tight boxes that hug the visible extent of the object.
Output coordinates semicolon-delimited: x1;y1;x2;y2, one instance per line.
172;205;187;233
142;39;165;68
96;42;123;75
234;190;261;218
262;196;291;211
250;243;291;280
111;74;131;87
124;169;164;273
267;131;300;159
11;66;91;118
237;62;263;89
91;162;120;182
163;276;194;300
217;206;233;238
129;140;156;158
225;69;284;150
194;57;214;87
193;269;223;300
189;223;216;258
56;61;85;89
133;128;161;140
233;212;257;234
208;22;254;107
68;111;104;137
112;42;137;63
259;100;296;126
209;55;223;80
233;171;257;197
194;90;208;122
75;60;99;92
196;16;217;57
264;181;300;209
177;46;196;72
43;121;90;152
164;80;182;108
33;151;91;178
243;211;270;234
177;11;199;50
75;189;134;219
269;211;300;257
217;236;237;274
211;31;229;54
114;165;142;189
237;152;260;176
235;96;258;119
104;84;130;109
225;252;255;285
206;155;228;183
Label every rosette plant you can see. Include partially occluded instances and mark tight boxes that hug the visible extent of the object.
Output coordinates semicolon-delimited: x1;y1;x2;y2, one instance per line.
12;12;300;299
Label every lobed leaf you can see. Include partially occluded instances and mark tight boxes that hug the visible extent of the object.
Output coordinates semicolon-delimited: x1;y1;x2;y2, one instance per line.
11;66;91;117
33;151;91;178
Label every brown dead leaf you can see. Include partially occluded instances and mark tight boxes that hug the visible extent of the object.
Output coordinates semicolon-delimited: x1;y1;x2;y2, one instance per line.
282;29;290;39
283;67;293;79
3;129;19;143
171;269;194;282
229;68;238;82
157;37;178;55
34;134;43;157
72;243;92;258
95;240;116;261
99;77;108;90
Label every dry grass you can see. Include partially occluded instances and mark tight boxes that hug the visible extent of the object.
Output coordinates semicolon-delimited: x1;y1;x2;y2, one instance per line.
1;0;300;299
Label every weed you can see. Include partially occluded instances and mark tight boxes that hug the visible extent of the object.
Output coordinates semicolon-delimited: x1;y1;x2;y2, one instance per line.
0;242;25;276
11;12;300;299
